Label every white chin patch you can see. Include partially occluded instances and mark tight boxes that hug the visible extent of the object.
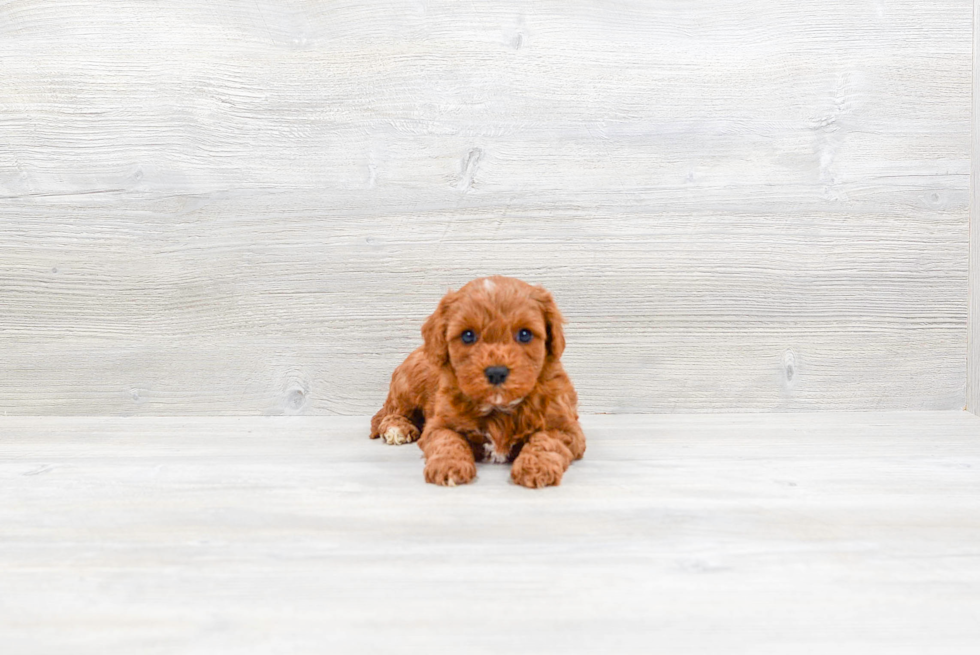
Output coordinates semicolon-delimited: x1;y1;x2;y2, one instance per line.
481;395;524;415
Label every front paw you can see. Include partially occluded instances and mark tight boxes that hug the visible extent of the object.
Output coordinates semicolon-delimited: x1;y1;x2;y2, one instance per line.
424;457;477;487
377;416;420;445
511;450;565;488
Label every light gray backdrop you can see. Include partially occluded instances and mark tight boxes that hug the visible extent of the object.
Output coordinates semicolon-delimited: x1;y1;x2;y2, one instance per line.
0;0;972;415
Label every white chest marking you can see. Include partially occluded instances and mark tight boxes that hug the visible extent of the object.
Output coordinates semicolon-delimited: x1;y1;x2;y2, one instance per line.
480;432;508;463
483;439;509;463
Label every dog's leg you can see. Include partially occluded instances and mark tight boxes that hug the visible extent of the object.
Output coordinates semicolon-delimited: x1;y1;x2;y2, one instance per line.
370;350;429;445
510;426;585;488
418;427;477;486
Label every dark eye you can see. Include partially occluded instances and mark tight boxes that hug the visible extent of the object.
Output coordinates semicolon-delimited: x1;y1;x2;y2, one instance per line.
461;330;477;344
517;328;533;343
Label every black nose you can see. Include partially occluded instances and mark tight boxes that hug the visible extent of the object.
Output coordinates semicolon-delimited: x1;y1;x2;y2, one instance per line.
484;366;510;386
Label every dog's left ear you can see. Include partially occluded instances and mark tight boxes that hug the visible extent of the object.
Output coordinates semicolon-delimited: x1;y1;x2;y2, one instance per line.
421;289;459;366
532;286;565;359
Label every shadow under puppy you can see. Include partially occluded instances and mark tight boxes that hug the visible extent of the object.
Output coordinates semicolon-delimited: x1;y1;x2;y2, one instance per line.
370;276;586;488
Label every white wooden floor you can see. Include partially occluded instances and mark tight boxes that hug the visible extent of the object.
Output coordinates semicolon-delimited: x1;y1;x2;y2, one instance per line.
2;412;979;654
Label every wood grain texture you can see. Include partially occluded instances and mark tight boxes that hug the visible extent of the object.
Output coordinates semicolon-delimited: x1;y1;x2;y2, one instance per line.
0;1;972;414
969;0;980;415
2;412;980;653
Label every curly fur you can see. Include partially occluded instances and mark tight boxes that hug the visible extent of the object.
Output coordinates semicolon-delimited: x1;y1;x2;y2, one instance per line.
370;276;585;487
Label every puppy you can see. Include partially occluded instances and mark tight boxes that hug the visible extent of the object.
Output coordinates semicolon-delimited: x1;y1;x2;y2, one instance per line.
370;276;585;488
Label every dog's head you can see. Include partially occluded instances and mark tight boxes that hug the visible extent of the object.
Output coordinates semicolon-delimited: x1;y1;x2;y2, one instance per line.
421;276;565;410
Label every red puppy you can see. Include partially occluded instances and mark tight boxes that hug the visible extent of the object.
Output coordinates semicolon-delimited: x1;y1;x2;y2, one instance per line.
370;276;585;487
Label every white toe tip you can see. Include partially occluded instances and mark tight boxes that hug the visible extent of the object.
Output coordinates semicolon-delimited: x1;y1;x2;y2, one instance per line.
382;426;414;445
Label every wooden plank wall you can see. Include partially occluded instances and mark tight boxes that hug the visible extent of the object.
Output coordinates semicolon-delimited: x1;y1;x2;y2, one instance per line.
0;1;972;415
970;0;980;416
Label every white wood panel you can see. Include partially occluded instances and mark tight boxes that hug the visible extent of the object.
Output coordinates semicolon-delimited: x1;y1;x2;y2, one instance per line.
0;1;972;414
969;0;980;415
2;412;980;653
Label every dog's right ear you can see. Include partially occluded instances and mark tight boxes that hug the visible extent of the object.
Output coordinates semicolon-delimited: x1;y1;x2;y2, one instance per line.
421;290;458;366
